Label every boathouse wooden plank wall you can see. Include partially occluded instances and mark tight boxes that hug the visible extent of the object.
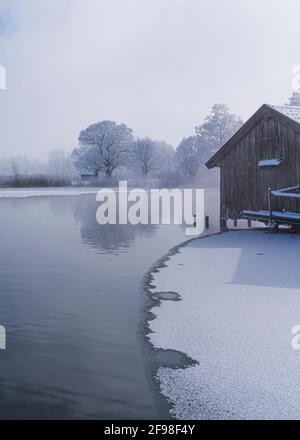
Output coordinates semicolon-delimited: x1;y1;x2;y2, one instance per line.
206;105;300;221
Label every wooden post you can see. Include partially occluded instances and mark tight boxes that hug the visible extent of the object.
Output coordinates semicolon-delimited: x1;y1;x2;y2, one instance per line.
220;218;227;230
205;215;209;230
268;187;272;223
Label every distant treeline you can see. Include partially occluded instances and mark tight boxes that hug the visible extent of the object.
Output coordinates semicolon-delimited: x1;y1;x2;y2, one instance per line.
0;104;244;189
0;174;72;188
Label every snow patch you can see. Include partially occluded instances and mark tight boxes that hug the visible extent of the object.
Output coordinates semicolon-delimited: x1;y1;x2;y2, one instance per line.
149;231;300;419
0;188;98;199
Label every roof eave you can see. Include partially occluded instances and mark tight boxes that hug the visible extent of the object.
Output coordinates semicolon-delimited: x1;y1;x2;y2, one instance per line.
205;103;300;169
205;104;270;169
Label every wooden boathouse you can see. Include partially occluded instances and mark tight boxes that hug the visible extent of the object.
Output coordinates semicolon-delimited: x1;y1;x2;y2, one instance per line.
206;104;300;228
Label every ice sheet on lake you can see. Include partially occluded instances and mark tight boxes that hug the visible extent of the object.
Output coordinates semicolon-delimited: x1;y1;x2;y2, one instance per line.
148;230;300;419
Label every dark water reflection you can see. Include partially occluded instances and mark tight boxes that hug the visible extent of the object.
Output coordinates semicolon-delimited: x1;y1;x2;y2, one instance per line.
0;191;219;419
72;195;157;252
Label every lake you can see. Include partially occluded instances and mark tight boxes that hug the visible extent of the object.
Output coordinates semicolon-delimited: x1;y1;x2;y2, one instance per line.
0;189;219;419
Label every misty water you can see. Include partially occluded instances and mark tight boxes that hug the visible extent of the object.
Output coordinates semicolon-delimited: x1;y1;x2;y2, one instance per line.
0;190;219;419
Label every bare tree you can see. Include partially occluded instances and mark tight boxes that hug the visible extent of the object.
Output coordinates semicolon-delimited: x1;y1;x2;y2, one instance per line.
4;157;37;176
131;137;155;178
6;157;21;177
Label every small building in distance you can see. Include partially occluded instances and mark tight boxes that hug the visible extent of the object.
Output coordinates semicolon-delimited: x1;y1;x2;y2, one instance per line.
206;104;300;228
80;170;97;184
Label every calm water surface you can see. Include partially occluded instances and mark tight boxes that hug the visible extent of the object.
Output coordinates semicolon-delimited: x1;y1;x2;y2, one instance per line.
0;191;219;419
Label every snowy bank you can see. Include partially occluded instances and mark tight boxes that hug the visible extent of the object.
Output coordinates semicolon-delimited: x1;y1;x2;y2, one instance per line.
148;230;300;420
0;188;98;199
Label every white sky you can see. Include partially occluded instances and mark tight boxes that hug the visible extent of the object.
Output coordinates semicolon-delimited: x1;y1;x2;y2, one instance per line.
0;0;300;159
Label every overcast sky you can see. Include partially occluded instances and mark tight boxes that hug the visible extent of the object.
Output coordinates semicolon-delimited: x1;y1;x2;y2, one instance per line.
0;0;300;160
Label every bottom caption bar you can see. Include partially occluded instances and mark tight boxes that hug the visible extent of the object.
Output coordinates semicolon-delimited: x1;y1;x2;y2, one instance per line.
104;423;196;437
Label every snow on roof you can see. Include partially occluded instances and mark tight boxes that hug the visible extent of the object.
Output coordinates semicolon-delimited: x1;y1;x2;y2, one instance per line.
244;209;300;220
271;190;300;199
269;104;300;124
258;159;281;167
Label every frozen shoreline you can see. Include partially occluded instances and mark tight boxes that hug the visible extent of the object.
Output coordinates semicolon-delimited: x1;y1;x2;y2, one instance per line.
148;230;300;420
0;187;99;198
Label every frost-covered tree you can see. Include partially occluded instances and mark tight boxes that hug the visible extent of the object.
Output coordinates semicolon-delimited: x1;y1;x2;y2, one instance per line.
151;140;175;181
127;138;174;181
72;144;101;177
73;121;133;178
175;134;210;176
174;104;241;185
196;104;243;154
287;91;300;106
175;136;201;177
130;137;156;178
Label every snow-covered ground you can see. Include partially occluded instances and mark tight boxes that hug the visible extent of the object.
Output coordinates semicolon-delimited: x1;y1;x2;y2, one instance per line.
0;187;99;198
148;230;300;419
